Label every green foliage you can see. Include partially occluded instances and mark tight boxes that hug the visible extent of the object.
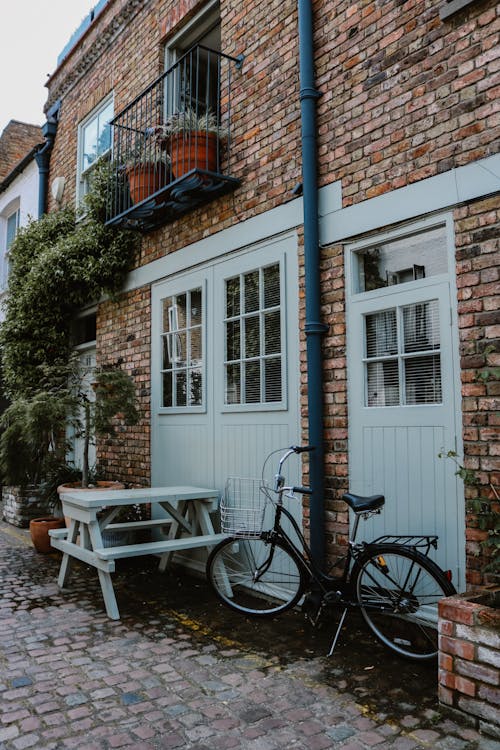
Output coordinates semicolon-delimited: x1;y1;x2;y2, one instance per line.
439;449;499;576
0;161;139;398
0;389;71;487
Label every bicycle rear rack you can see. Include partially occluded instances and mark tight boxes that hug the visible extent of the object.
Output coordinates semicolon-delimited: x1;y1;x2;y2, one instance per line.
370;535;438;555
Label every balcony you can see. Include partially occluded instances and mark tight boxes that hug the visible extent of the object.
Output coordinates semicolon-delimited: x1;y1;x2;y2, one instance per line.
105;46;242;232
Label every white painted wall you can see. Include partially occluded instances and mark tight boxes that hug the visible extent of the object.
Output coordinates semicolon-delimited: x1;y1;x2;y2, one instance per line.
0;158;39;321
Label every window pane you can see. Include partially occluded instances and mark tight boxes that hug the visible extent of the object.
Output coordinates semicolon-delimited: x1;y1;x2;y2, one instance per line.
176;371;187;406
189;369;203;406
176;294;187;329
162;297;174;331
264;359;281;402
263;264;280;307
162;336;172;369
244;270;259;312
225;364;240;404
226;320;240;361
355;226;448;293
245;361;260;403
403;301;440;353
83;117;98;170
226;276;240;317
97;100;113;157
191;327;202;365
245;315;260;358
405;355;442;404
366;361;399;407
191;288;202;326
6;211;19;248
264;310;280;355
366;310;397;357
162;372;173;407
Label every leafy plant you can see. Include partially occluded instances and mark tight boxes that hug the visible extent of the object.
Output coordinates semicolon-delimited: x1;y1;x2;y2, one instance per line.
69;363;139;488
0;161;140;495
439;449;499;576
155;107;227;138
0;161;139;399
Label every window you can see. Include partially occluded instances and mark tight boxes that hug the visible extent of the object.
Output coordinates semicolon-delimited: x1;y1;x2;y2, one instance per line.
1;207;19;290
365;300;442;407
224;263;283;406
164;1;221;118
77;96;113;202
161;287;203;408
354;226;447;293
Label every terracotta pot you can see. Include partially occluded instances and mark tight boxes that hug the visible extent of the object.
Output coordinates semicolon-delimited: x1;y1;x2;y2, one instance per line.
126;163;167;204
169;131;218;178
29;517;65;554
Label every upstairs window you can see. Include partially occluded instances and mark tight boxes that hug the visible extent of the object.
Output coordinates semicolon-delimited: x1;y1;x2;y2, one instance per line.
164;1;221;118
77;96;113;203
1;207;20;291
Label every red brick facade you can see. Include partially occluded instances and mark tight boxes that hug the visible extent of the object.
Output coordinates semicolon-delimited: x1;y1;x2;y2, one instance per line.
44;0;499;583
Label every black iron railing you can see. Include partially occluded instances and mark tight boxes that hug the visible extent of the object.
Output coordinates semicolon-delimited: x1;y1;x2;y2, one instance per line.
105;45;242;232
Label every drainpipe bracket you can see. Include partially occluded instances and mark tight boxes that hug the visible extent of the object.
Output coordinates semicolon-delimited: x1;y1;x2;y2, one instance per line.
305;322;329;335
300;86;323;101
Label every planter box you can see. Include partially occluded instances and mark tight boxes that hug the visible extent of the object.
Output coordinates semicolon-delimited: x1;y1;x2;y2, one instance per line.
1;485;47;528
438;589;500;738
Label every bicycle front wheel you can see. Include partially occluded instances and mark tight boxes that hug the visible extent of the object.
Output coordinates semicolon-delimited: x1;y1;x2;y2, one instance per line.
353;544;455;660
206;536;306;617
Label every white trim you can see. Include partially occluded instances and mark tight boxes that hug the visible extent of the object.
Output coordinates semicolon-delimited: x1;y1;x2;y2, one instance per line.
123;182;341;293
321;153;500;245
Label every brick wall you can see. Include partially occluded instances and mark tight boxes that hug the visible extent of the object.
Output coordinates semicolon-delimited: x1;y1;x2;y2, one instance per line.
454;195;500;585
95;287;151;486
439;593;500;735
43;0;499;575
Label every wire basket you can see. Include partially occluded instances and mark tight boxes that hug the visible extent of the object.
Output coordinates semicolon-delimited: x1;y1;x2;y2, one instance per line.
220;477;269;538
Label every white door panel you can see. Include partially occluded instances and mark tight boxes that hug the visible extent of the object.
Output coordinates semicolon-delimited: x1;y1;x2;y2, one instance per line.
151;236;301;527
347;249;464;590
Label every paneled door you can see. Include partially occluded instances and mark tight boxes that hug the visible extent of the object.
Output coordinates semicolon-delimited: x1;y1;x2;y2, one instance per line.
151;235;301;516
346;224;465;590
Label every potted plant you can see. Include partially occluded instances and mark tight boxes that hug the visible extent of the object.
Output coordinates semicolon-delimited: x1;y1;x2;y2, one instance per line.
0;390;72;550
123;134;170;204
157;107;227;179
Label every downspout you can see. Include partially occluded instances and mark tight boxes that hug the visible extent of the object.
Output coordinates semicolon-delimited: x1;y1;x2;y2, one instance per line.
34;101;60;217
297;0;328;566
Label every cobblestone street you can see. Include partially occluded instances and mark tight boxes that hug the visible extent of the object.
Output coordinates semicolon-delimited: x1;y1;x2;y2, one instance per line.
0;521;495;749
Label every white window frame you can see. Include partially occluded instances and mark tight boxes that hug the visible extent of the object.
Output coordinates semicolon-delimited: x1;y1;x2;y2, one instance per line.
1;204;20;291
221;256;288;413
76;94;114;205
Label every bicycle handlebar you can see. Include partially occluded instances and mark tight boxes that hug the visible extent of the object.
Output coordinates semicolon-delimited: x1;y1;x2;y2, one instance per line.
290;445;315;454
290;485;312;495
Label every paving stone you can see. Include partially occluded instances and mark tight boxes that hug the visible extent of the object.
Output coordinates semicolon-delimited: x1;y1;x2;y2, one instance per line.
0;521;493;750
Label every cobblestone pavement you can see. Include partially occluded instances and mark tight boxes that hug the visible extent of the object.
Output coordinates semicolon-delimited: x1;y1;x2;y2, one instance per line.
0;520;496;750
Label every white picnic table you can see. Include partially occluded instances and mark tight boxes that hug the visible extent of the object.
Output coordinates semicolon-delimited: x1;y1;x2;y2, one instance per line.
49;486;226;619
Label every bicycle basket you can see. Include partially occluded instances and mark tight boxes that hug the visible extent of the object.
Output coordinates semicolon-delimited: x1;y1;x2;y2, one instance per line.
220;477;269;538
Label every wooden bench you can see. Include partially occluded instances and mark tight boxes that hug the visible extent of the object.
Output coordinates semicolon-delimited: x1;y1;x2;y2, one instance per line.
93;533;227;561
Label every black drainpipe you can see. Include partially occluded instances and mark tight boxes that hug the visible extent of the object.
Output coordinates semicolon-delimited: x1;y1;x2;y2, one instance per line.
297;0;328;567
34;102;60;217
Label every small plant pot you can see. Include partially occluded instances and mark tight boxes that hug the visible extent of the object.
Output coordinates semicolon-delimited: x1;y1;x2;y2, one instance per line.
126;163;168;204
169;131;218;178
29;517;65;554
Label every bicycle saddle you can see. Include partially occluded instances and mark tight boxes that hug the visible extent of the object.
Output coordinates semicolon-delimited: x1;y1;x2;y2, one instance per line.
342;492;385;513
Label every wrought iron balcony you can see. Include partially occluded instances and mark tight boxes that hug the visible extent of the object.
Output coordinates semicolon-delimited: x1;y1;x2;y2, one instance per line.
105;46;242;232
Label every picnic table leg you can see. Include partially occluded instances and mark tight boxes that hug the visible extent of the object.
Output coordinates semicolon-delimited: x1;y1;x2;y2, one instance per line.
158;500;189;572
87;520;120;620
57;519;78;588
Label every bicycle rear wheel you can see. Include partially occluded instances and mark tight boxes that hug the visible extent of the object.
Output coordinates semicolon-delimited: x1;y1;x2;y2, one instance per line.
352;544;455;660
206;536;306;617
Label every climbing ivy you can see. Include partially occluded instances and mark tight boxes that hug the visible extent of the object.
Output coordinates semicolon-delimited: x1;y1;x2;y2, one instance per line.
0;162;140;398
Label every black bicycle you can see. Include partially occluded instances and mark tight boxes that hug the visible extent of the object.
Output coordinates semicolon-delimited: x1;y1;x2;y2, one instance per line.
206;445;456;660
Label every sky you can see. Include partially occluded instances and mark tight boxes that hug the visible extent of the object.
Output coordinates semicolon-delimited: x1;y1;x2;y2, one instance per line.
0;0;97;135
